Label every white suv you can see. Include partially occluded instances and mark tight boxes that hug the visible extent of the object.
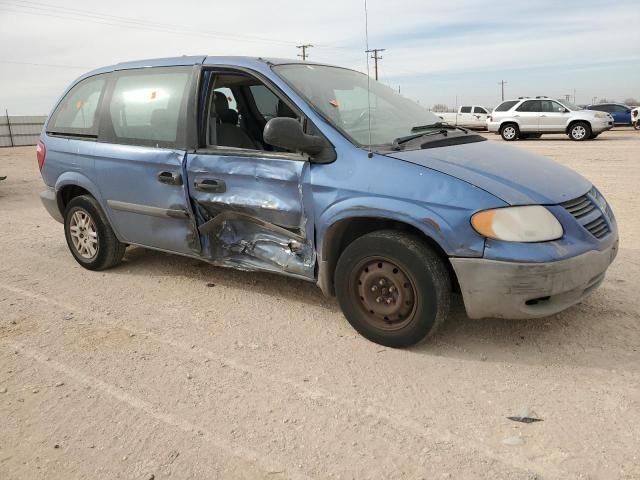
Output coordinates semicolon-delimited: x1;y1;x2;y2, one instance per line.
487;97;614;141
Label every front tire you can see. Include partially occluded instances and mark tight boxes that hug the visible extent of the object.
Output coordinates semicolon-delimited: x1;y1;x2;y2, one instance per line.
500;123;519;141
64;195;126;271
334;231;450;348
568;122;591;141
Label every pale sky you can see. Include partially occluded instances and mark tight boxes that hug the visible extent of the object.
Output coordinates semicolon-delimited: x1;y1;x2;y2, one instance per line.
1;0;639;114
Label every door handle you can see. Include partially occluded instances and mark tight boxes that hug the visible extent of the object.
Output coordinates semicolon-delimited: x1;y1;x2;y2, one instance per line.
157;170;182;186
514;115;520;118
540;115;547;118
194;178;226;193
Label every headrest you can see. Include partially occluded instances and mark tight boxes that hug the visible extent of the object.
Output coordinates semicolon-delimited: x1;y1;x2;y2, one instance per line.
213;91;229;114
277;100;296;118
219;109;239;125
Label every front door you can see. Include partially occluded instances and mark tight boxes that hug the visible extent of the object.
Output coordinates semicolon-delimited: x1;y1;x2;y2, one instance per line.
538;100;570;132
95;66;199;256
185;69;315;279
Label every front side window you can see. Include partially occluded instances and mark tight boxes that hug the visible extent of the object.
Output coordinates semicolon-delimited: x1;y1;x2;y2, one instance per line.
205;72;300;153
48;75;106;137
107;68;191;145
274;64;441;146
541;100;566;113
460;106;472;113
495;100;518;112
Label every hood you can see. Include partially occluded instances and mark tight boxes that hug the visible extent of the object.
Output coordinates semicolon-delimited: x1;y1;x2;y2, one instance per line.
386;139;591;205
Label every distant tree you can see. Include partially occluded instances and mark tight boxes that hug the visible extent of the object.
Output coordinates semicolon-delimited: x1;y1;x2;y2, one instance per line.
431;104;449;112
624;98;639;106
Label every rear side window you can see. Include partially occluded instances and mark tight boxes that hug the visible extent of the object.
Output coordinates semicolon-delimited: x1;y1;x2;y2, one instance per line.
516;100;541;112
460;106;472;113
106;68;191;146
589;105;608;112
473;107;487;114
48;75;106;137
494;100;517;112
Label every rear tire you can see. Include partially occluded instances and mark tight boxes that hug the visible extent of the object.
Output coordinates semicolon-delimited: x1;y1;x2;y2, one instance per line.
568;122;591;141
334;231;450;348
500;123;519;141
64;195;126;271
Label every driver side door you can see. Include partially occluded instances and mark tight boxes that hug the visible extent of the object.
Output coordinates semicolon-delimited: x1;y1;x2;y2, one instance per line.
185;69;316;279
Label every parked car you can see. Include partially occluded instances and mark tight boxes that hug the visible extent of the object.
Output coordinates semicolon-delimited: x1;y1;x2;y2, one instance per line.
38;57;618;347
437;105;490;129
586;103;632;125
487;97;613;141
631;107;640;130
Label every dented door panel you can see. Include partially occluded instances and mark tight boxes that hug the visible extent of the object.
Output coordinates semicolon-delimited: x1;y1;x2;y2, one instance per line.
186;152;315;279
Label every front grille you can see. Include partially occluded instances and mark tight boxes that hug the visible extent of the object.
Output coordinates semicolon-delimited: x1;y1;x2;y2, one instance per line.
560;191;611;239
560;195;595;218
584;216;610;238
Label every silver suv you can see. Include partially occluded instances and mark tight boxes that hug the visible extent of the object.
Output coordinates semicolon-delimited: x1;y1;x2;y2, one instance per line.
487;97;613;141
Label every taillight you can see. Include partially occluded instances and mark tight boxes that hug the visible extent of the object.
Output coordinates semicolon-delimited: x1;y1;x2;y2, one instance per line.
36;141;46;171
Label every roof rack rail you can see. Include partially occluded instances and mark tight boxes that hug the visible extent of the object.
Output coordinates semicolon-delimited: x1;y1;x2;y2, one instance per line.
535;96;548;99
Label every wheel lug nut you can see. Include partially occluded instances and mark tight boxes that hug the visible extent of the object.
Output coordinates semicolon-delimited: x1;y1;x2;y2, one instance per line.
379;279;386;286
388;286;395;293
375;296;383;303
371;286;377;292
385;298;393;305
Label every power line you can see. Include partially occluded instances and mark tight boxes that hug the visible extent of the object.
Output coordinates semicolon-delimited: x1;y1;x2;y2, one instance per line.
296;44;313;61
365;48;385;80
0;0;347;51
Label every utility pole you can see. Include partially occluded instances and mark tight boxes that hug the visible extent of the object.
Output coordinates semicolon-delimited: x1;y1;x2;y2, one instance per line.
365;48;385;80
296;44;313;61
498;80;507;101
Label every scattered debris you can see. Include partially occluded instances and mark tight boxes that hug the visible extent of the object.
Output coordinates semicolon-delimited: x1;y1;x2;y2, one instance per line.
502;435;525;446
508;415;543;424
0;387;7;394
55;382;65;387
53;444;60;449
129;333;136;338
206;282;216;288
32;389;39;394
480;353;488;361
508;407;543;423
186;373;193;380
63;313;74;321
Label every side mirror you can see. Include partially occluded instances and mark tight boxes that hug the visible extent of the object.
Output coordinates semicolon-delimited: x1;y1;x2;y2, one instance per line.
263;117;324;156
561;107;569;113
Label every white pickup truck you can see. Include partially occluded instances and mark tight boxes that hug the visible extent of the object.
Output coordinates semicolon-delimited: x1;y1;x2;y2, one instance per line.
437;105;490;130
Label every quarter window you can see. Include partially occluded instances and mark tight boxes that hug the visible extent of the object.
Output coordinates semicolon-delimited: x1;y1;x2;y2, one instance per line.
107;68;191;145
494;100;518;112
48;75;105;137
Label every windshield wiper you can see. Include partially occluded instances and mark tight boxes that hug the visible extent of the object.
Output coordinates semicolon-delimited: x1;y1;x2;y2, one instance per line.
392;129;448;149
411;122;469;134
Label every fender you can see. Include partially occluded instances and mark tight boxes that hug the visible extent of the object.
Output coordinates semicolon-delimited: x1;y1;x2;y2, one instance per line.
54;172;124;242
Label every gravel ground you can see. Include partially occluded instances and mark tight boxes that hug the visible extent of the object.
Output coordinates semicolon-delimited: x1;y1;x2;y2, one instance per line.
1;129;639;479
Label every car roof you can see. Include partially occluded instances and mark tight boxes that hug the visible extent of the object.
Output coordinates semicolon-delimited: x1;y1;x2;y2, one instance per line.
75;55;341;85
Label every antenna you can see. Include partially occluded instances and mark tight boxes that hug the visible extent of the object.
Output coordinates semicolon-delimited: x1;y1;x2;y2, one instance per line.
364;0;373;156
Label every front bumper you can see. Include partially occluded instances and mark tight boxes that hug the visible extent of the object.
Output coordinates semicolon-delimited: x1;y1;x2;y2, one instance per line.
591;118;614;133
450;239;618;319
487;121;500;133
40;187;63;223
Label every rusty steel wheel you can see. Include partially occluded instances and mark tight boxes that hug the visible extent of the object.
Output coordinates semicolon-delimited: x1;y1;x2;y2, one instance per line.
335;230;450;348
355;258;417;331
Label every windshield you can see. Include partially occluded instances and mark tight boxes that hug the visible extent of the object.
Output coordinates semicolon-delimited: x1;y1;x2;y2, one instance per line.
557;99;579;111
274;64;440;147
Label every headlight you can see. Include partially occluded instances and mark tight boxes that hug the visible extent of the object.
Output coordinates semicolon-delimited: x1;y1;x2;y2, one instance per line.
471;206;563;242
594;112;609;119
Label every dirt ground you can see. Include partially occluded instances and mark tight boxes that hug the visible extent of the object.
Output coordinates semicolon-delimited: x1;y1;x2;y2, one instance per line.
1;130;639;479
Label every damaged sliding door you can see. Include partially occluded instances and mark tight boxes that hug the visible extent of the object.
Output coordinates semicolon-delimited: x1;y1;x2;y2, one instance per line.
185;151;315;280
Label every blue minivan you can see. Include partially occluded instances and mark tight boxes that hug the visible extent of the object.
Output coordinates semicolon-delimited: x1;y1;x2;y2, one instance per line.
38;56;618;347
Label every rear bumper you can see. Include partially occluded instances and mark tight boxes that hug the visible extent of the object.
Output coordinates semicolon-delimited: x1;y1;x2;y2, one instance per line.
40;187;63;223
450;239;618;319
487;121;500;133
